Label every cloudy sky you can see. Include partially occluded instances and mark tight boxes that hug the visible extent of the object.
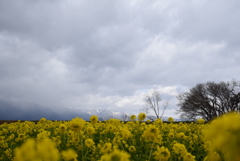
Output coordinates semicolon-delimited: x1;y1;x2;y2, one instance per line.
0;0;240;118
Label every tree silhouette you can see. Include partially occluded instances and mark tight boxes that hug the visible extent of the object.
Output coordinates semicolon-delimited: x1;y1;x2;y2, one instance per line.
177;80;240;121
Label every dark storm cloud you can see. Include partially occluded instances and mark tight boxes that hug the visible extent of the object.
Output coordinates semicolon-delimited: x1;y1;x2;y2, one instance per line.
0;0;240;117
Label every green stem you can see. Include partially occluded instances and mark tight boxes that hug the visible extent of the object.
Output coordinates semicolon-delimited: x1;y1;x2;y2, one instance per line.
148;143;154;161
81;135;84;161
85;148;89;158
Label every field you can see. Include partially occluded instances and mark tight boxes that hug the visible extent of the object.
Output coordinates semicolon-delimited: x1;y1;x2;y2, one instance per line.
0;113;239;161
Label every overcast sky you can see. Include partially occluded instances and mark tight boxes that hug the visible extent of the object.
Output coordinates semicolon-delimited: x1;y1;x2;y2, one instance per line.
0;0;240;118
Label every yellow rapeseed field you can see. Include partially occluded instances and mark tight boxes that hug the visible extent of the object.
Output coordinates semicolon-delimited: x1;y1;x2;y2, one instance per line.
0;112;239;161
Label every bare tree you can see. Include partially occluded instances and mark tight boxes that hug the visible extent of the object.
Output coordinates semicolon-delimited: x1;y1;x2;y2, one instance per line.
143;89;168;120
177;80;240;121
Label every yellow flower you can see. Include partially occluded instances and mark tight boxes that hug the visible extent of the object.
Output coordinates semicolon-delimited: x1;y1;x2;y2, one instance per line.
67;130;74;137
168;132;174;139
172;143;188;157
17;133;27;141
37;138;59;161
203;112;240;161
130;115;136;121
154;118;163;126
100;149;130;161
4;148;12;159
101;143;112;154
142;124;160;140
86;126;95;135
177;132;185;139
197;118;205;124
68;117;85;132
183;152;196;161
149;126;158;134
36;130;50;142
128;146;136;153
39;118;47;123
71;135;80;144
59;124;67;133
14;138;38;161
153;134;162;144
90;115;98;124
146;119;151;123
52;136;61;147
153;146;171;161
85;138;95;147
120;128;132;139
168;117;174;122
61;149;78;161
138;113;146;121
192;134;198;141
203;151;221;161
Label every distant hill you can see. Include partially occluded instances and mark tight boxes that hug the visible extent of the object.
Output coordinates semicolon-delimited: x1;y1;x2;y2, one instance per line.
0;100;90;120
0;100;181;121
0;100;131;121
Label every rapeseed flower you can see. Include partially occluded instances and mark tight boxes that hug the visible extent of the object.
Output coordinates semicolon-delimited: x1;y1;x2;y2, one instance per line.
1;114;223;160
100;149;130;161
68;117;85;132
197;118;205;124
130;115;136;121
154;118;163;126
37;138;59;161
146;119;151;123
203;151;221;161
128;146;136;153
168;132;174;139
36;130;50;142
138;113;146;121
90;115;98;124
142;124;160;140
86;126;95;135
101;143;112;154
153;134;162;144
177;132;185;139
172;143;188;157
67;130;74;137
4;149;12;159
168;117;174;122
183;152;196;161
17;133;26;141
153;146;170;161
71;135;80;144
120;128;132;139
203;112;240;161
61;149;78;161
39;118;47;124
13;138;37;161
59;124;67;133
85;138;95;148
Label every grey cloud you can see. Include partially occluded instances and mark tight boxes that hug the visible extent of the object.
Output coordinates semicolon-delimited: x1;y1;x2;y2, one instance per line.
0;0;240;118
169;1;240;48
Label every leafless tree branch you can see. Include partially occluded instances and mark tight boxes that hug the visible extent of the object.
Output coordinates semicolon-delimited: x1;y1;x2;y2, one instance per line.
143;89;169;120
